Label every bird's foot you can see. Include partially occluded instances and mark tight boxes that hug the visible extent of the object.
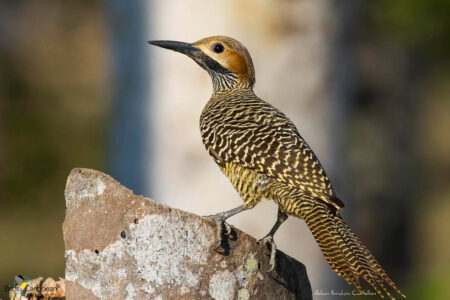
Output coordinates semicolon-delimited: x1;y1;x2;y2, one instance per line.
204;214;232;249
258;235;277;272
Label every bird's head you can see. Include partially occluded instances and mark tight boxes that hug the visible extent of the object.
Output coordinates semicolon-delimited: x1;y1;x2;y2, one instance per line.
149;36;255;92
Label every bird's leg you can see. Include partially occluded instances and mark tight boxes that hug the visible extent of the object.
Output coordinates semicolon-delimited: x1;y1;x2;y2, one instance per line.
204;205;249;248
258;208;288;272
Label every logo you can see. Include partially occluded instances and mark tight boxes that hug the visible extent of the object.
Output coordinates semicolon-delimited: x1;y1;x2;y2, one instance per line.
13;275;32;296
4;275;60;296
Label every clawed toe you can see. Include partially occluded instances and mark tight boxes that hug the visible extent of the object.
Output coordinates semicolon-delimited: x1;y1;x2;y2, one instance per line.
258;235;277;272
204;215;232;249
223;222;232;235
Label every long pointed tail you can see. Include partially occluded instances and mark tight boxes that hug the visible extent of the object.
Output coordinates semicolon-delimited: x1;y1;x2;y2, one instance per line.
296;197;406;299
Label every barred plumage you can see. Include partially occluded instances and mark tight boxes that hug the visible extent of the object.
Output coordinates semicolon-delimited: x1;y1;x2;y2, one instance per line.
200;89;343;210
149;36;405;299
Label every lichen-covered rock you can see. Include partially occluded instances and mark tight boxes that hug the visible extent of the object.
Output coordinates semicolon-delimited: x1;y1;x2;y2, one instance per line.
63;168;312;299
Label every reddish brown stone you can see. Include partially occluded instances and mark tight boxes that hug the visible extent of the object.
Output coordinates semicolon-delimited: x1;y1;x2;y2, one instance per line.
62;168;312;299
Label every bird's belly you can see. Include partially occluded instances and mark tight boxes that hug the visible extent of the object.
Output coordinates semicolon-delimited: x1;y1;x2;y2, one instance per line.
220;161;271;207
218;160;305;215
264;182;306;216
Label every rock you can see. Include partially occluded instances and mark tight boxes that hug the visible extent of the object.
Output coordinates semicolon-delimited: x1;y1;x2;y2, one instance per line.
62;168;312;299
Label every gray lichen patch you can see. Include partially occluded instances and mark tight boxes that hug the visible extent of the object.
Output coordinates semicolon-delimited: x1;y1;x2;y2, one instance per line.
209;270;237;300
125;283;136;300
235;269;248;287
128;213;214;288
65;241;126;298
65;212;214;298
65;175;106;207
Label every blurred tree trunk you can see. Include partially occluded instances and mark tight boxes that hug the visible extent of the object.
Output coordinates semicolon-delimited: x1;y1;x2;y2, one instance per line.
105;0;152;196
347;17;415;284
322;0;416;289
329;0;412;288
326;0;361;291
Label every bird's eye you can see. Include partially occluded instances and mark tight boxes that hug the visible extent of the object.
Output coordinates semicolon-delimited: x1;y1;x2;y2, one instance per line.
212;43;225;54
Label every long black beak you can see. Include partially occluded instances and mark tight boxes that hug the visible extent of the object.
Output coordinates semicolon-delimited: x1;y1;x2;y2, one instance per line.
148;40;199;56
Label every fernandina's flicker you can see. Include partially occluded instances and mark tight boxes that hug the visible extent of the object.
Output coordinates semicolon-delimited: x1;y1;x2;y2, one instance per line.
149;36;405;299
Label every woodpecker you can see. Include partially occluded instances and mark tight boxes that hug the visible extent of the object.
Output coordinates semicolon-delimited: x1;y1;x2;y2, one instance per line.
149;36;405;299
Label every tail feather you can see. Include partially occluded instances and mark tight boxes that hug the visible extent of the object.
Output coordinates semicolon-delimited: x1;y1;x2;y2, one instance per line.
305;203;356;284
295;196;406;299
341;220;406;298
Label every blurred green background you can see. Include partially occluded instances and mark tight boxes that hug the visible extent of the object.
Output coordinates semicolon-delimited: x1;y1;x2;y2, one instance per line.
0;0;107;295
0;0;449;299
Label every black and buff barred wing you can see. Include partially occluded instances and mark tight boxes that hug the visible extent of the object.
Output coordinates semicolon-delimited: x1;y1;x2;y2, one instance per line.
201;97;344;209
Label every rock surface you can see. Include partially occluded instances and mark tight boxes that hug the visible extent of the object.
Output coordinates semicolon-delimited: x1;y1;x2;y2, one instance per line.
62;168;312;299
